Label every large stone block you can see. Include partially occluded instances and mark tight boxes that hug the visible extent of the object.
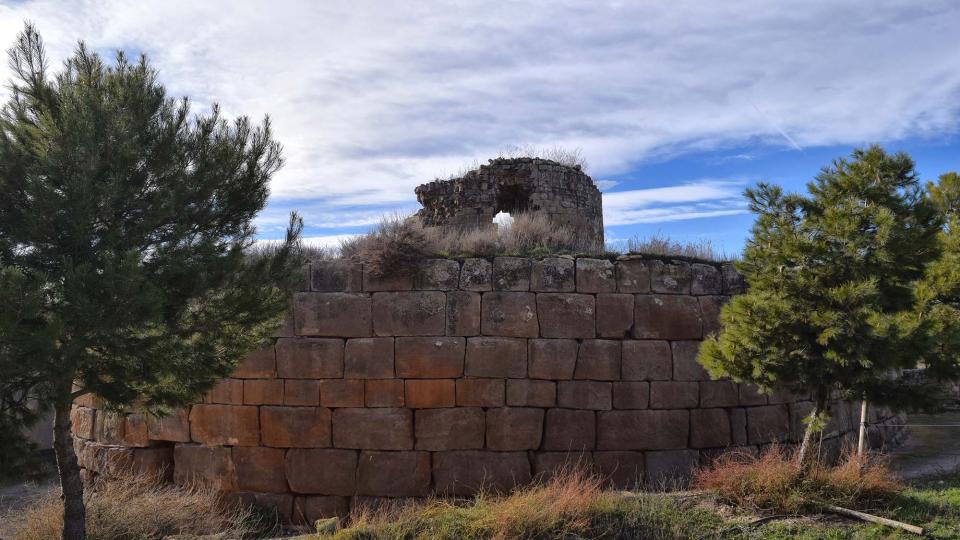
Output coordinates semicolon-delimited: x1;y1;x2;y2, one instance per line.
506;379;556;407
649;260;692;294
699;381;738;408
747;405;790;445
455;378;505;407
731;407;748;446
481;292;539;337
646;449;699;487
576;258;616;293
319;379;365;408
243;379;284;405
363;267;414;292
616;258;651;293
612;382;650;409
344;338;394;379
649;381;699;409
71;407;95;440
459;258;493;291
486;408;544;451
284;379;321;406
621;340;672;381
415;259;460;290
357;451;431;496
233;447;288;493
596;294;634;338
493;257;531;291
432;451;532;496
671;341;710;381
130;447;174;479
465;337;527;378
405;379;456;408
691;263;722;295
415;408;485;450
739;384;768;406
123;413;149;447
633;295;702;340
285;449;358;495
790;401;816;442
597;410;689;450
690;408;732;448
594;451;645;489
446;291;481;336
294;496;351;524
174;445;236;491
311;260;362;292
537;293;596;339
365;379;405;407
534;451;594;480
543;409;595;451
189;405;259;446
233;347;276;378
557;381;612;410
530;257;575;292
721;263;746;294
698;295;728;336
372;292;446;336
574;340;621;380
332;408;413;450
395;337;465;378
207;378;244;404
528;339;578;380
95;411;125;444
294;293;371;337
147;409;190;442
261;406;331;448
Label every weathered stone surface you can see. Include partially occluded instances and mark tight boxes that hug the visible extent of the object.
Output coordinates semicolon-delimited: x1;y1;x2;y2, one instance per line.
147;409;190;442
528;339;578;379
459;258;493;291
597;410;689;450
558;381;612;410
294;293;371;337
534;451;594;480
690;408;732;448
365;379;405;407
574;340;621;380
612;382;650;409
319;379;365;408
594;451;645;489
123;413;149;447
633;295;702;339
130;447;174;479
645;449;699;486
596;294;634;338
295;496;351;523
190;405;259;446
433;451;532;496
465;337;527;378
285;449;358;495
415;259;460;290
357;451;431;496
395;337;465;378
699;381;738;408
649;381;699;409
405;379;456;408
671;340;709;381
531;257;575;292
456;378;505;407
284;379;321;406
71;407;95;439
261;406;331;448
332;408;413;450
415;408;485;450
246;493;295;525
486;408;544;451
739;384;768;406
233;447;288;493
649;260;692;294
95;411;125;444
234;347;276;378
537;293;595;339
731;408;748;446
208;378;244;404
243;379;284;405
363;268;414;292
344;338;394;379
446;291;480;336
543;409;595;451
312;260;362;292
621;340;673;381
506;379;556;407
576;258;616;293
747;405;790;444
174;445;236;491
493;257;531;291
481;292;538;337
721;263;746;294
373;292;446;336
691;264;722;295
616;259;650;293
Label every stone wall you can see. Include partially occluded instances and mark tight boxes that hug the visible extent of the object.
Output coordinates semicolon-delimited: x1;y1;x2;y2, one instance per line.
70;255;905;525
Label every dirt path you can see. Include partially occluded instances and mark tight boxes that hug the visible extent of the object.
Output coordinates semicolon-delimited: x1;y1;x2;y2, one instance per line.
887;411;960;480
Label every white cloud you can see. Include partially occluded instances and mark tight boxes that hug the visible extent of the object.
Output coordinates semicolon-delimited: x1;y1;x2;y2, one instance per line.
602;180;747;225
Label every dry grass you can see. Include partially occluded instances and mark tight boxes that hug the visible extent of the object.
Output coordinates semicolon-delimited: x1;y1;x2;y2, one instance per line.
621;232;729;262
8;472;266;540
693;445;902;514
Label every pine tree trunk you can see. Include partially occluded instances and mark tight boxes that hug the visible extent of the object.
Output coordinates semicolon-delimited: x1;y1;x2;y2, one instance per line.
53;389;86;540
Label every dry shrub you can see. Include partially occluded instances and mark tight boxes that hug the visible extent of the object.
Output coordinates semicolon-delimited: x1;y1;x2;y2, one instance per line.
693;445;902;514
623;233;728;262
9;473;262;540
340;215;431;276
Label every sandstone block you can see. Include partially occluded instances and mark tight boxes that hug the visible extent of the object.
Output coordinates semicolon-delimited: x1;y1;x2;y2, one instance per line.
373;292;446;336
528;339;578;379
123;413;149;447
531;257;575;292
698;295;727;336
71;407;95;439
597;410;689;450
493;257;531;291
365;379;405;407
690;408;732;448
691;263;722;295
537;293;595;339
284;379;321;406
295;496;351;523
246;493;295;525
459;258;493;291
613;382;650;409
747;405;790;444
576;258;616;293
646;449;699;487
131;447;174;480
147;409;190;442
234;347;276;378
534;451;594;480
295;293;371;337
633;295;702;339
557;381;611;410
446;291;480;336
189;404;259;446
405;379;455;408
596;294;634;338
233;447;288;492
332;408;413;450
207;378;244;404
415;408;485;450
649;381;699;409
621;340;673;381
415;259;461;290
174;445;236;491
357;451;431;496
543;409;595;451
261;406;331;448
395;337;465;378
95;411;125;444
649;260;692;294
616;258;650;293
243;379;284;405
486;408;544;451
506;379;556;407
311;260;362;292
481;292;538;337
275;338;344;379
671;340;709;381
456;378;505;407
731;407;748;446
344;338;394;379
465;337;527;378
739;383;768;406
721;263;745;294
432;451;531;496
594;451;645;489
699;381;738;408
363;267;414;291
285;449;358;495
319;379;365;408
574;340;621;380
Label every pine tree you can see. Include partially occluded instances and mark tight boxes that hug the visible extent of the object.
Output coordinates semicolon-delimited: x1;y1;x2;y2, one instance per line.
697;146;951;467
0;25;303;539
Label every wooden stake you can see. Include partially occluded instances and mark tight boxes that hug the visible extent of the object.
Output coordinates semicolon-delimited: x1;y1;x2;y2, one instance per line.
857;399;868;458
822;504;924;535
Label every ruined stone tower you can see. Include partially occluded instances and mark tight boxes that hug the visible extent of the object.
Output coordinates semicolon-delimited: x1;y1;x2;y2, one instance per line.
414;158;605;250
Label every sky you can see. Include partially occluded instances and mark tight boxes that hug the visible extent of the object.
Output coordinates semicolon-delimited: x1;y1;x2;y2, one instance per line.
1;0;959;254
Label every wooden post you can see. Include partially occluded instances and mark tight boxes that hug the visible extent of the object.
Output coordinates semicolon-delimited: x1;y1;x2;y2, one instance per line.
857;399;868;458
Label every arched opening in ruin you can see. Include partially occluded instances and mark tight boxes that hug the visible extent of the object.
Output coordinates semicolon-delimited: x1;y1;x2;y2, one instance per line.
494;184;532;226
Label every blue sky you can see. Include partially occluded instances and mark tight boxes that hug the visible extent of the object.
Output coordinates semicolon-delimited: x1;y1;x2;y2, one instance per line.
2;1;959;255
